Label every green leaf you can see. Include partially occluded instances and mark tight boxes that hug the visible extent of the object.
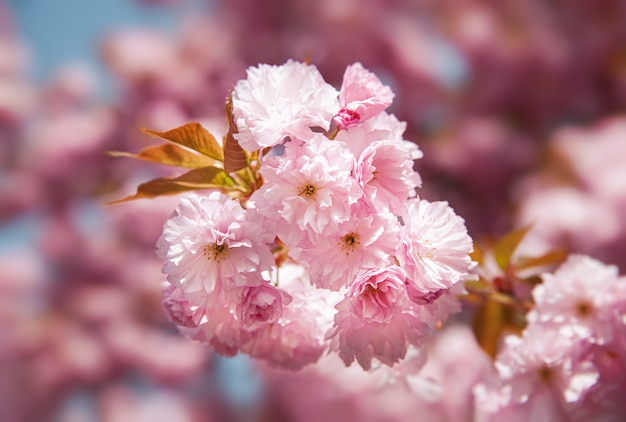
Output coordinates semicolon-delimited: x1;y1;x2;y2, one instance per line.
143;123;224;162
223;95;248;173
494;225;533;272
107;143;216;168
108;166;233;204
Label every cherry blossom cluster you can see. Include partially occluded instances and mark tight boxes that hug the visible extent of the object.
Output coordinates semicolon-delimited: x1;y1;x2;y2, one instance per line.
475;255;626;419
157;60;474;370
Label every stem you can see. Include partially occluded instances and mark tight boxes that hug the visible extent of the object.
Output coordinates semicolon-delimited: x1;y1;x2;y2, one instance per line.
327;124;339;140
464;282;533;313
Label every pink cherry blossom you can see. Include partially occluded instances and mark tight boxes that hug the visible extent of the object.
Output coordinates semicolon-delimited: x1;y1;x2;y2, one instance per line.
494;326;599;406
328;266;426;370
334;62;394;129
553;118;626;206
161;281;206;328
232;60;339;151
356;139;422;215
334;112;422;216
197;303;253;357
528;254;626;345
411;286;464;330
397;198;474;298
336;111;417;158
571;333;626;421
237;282;292;330
242;263;342;370
156;192;275;301
252;134;360;245
295;206;400;290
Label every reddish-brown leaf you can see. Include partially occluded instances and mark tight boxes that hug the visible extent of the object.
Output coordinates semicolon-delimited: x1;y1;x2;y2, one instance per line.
472;297;527;360
108;166;232;204
223;136;248;173
223;95;248;173
515;248;568;271
494;225;533;271
143;122;224;162
107;143;216;168
472;301;508;359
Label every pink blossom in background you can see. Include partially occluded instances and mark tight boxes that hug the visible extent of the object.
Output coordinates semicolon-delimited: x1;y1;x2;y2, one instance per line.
259;324;494;422
475;255;626;421
552;117;626;208
529;255;626;345
495;327;598;405
516;116;626;271
4;0;626;420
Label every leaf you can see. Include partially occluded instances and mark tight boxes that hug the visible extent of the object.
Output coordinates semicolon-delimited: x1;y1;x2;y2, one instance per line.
472;301;525;359
472;301;505;359
469;243;485;266
143;123;224;162
465;278;492;294
223;94;248;173
108;166;233;204
494;225;533;272
515;248;568;271
107;143;216;168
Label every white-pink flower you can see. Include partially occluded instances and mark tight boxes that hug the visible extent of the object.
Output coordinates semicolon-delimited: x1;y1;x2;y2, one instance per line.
495;326;599;405
397;198;474;298
232;60;339;151
295;206;400;290
336;112;417;158
242;263;342;370
335;112;422;216
411;285;465;330
237;282;292;330
328;266;426;370
334;62;394;130
161;281;207;328
528;254;626;345
198;303;252;357
252;134;361;245
356;140;422;215
156;192;275;301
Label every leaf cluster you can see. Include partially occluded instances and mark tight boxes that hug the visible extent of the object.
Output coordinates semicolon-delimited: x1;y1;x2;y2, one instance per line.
108;96;258;204
465;226;568;358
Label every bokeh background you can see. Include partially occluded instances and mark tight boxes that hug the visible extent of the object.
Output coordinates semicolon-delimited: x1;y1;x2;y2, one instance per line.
2;0;626;421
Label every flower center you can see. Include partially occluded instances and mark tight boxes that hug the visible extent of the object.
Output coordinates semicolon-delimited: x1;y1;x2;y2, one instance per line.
538;366;553;383
576;300;594;317
335;108;361;130
339;232;360;255
203;243;229;262
298;183;317;198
